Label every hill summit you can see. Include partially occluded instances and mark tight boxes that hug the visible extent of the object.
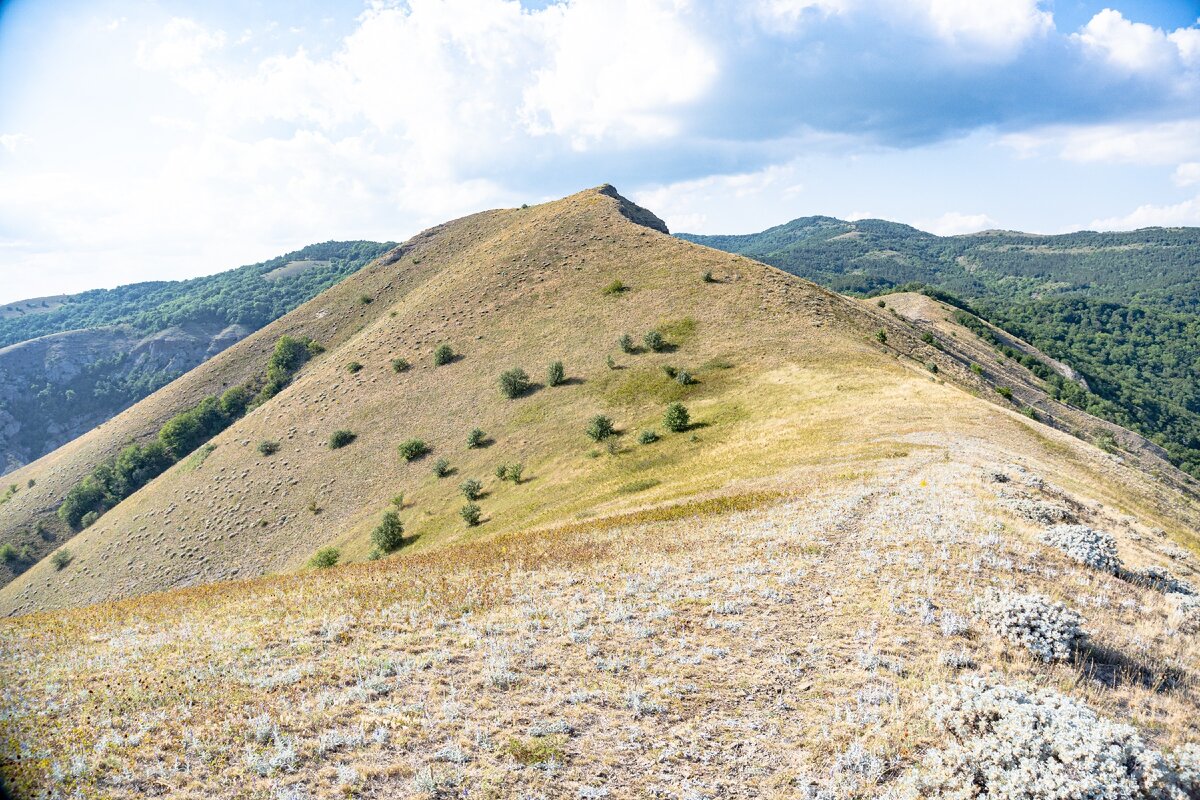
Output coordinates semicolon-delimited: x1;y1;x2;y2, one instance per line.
0;186;1198;799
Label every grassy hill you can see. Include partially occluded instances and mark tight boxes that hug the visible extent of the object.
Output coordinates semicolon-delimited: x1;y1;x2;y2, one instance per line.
679;221;1200;477
0;187;1198;798
0;242;393;477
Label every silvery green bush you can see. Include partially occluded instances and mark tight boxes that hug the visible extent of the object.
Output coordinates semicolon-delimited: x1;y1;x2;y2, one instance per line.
1040;524;1121;573
899;678;1200;799
1138;566;1196;596
973;589;1086;662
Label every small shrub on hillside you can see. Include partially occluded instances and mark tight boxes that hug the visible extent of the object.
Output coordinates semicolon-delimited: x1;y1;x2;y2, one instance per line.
970;362;983;375
0;543;20;564
547;360;565;387
877;299;886;307
359;294;373;305
618;334;635;353
390;493;404;508
51;549;73;570
676;370;694;385
973;589;1085;662
460;479;483;501
644;331;665;352
433;458;451;477
433;344;455;366
586;415;615;441
371;510;405;554
1041;524;1120;573
898;678;1200;799
926;361;939;374
638;430;659;445
1136;566;1196;595
461;503;482;527
662;365;677;378
80;511;101;529
346;361;363;374
702;270;716;283
603;279;627;295
391;357;410;373
996;386;1014;400
329;430;356;449
308;547;339;569
495;463;509;480
506;462;524;483
606;355;617;370
876;329;887;344
258;440;280;456
663;402;690;432
467;428;486;448
398;439;428;461
499;367;532;398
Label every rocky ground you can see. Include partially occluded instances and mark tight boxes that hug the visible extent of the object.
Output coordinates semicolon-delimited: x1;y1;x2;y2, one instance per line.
2;437;1197;799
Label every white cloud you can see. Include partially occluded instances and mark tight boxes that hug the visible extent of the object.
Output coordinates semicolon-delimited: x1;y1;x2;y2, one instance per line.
1089;195;1200;230
1173;162;1200;187
136;17;227;72
1000;119;1200;164
0;134;33;154
632;164;803;233
1073;9;1199;74
918;211;998;235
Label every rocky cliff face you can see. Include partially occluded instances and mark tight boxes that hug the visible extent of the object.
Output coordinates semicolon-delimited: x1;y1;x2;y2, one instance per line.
0;322;252;474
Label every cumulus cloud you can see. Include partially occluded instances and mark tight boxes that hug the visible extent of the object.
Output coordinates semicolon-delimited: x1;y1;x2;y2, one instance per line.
1089;196;1200;230
136;17;227;72
1000;119;1200;164
1174;162;1200;187
1073;9;1199;75
918;211;999;236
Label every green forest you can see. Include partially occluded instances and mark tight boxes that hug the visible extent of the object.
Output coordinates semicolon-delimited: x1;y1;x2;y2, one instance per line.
0;240;394;347
680;221;1200;477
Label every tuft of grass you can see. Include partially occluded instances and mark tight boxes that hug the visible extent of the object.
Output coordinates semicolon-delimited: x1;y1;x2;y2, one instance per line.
398;439;429;461
603;279;628;296
329;430;356;449
617;478;661;494
655;317;696;345
51;549;73;570
501;735;567;766
308;547;339;569
995;386;1014;401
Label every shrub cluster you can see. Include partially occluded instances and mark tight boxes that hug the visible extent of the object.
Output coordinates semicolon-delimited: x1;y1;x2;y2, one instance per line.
1136;566;1196;595
309;547;339;569
329;430;356;449
499;367;532;399
663;402;689;432
371;510;405;554
1040;524;1121;573
398;439;429;461
496;463;523;483
973;589;1086;662
899;678;1200;799
586;415;615;441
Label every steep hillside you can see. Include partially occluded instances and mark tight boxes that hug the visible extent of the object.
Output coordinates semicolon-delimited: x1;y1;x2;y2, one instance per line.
1;187;1199;799
0;241;392;476
2;186;1195;616
679;220;1200;476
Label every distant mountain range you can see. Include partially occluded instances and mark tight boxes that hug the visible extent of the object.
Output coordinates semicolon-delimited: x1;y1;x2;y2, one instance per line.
680;219;1200;477
0;241;393;474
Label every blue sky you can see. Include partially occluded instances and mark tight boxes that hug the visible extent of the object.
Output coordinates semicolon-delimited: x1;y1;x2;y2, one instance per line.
1;1;1199;302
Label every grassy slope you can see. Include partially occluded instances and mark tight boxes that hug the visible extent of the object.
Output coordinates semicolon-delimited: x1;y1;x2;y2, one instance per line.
1;188;1199;797
4;186;1197;617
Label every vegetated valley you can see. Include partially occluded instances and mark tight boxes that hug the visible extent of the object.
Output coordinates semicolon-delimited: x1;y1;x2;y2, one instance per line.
0;241;392;476
0;187;1198;799
679;220;1200;478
